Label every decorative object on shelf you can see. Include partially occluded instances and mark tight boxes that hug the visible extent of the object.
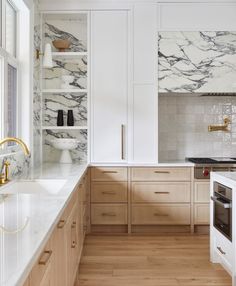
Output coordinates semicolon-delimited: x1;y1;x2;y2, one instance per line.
67;110;74;126
36;44;53;68
60;75;75;89
57;110;64;126
50;138;80;163
52;39;71;52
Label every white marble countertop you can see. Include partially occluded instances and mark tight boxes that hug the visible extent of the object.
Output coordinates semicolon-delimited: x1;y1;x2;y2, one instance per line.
90;161;194;167
0;162;88;286
211;171;236;187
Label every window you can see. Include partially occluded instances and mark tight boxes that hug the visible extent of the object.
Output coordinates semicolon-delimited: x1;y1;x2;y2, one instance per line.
0;0;18;146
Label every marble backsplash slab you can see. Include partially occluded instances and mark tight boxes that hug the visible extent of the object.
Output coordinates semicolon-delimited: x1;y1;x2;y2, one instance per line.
43;129;87;162
158;31;236;93
43;93;87;126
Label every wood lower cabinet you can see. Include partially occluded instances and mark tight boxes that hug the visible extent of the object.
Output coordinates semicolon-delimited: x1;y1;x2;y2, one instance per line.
91;167;128;232
23;172;88;286
194;181;210;225
132;204;191;225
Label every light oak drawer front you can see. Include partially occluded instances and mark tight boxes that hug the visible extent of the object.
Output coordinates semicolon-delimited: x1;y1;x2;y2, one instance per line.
30;240;53;285
132;204;190;225
91;167;128;181
194;204;210;225
194;182;210;203
131;167;191;181
91;204;127;225
91;182;128;203
132;182;190;203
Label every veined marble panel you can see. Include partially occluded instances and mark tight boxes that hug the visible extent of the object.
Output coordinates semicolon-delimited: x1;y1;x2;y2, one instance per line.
43;130;87;162
43;93;87;126
44;15;87;52
43;56;87;89
158;31;236;93
0;151;30;179
33;0;42;168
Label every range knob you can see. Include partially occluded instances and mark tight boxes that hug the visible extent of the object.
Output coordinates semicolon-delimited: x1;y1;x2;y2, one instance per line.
203;168;209;177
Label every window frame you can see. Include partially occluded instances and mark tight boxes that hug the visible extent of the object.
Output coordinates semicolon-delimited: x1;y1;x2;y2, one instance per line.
0;0;19;152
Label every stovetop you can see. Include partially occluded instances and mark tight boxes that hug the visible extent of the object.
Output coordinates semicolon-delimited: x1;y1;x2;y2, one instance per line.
188;157;236;164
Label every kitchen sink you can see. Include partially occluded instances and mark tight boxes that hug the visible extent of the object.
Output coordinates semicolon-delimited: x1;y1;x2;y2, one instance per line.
0;179;67;196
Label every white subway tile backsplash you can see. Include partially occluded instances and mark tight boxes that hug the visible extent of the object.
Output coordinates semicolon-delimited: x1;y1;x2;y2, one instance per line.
159;95;236;161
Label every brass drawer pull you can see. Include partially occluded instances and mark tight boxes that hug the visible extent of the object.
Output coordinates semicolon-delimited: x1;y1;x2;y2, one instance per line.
102;191;116;195
154;192;170;194
154;213;169;217
102;171;118;174
217;246;226;255
154;171;170;174
38;250;52;265
71;241;76;248
57;219;66;229
101;212;116;217
72;221;76;228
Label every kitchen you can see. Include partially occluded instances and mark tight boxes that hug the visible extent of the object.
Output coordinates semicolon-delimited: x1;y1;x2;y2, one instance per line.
0;0;236;285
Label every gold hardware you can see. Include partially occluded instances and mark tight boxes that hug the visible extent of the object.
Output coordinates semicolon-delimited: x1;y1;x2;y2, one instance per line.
57;219;66;229
154;213;169;217
71;241;76;248
0;137;30;156
102;191;116;195
0;138;30;186
102;171;118;174
154;171;170;174
121;124;125;160
217;246;226;255
36;49;43;59
154;192;170;194
101;212;116;217
38;250;52;265
208;117;231;132
0;174;6;185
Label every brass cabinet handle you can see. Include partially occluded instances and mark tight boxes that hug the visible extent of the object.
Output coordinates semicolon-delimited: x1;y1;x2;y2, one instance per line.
121;124;125;160
154;213;169;217
101;212;116;217
217;246;226;255
154;192;170;194
38;250;52;265
57;219;66;229
102;191;116;195
154;171;170;174
71;221;77;248
102;171;118;174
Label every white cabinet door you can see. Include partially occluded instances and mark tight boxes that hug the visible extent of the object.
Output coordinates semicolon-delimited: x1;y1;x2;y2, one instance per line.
91;11;128;163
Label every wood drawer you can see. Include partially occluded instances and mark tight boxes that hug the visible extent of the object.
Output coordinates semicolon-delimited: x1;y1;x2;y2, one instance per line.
131;167;191;181
91;167;128;181
30;240;53;285
91;204;127;225
194;203;210;225
194;182;210;203
91;182;128;203
132;204;190;225
132;182;190;203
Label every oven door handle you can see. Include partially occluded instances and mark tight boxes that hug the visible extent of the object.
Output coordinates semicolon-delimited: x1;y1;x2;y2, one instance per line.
210;196;231;209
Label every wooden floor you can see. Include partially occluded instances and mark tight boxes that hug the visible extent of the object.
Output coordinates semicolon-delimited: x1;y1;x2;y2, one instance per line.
77;234;231;286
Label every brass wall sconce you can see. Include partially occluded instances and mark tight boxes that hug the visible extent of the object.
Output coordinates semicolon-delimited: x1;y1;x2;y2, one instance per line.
36;44;53;68
208;117;231;132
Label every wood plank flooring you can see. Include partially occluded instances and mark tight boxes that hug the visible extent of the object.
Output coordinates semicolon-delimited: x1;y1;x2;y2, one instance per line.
78;235;231;286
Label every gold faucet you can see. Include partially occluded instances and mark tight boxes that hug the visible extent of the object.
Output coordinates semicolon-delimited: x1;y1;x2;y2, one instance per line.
208;117;231;132
0;137;30;185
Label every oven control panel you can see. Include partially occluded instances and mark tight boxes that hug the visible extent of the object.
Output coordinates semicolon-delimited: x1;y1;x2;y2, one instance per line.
194;167;236;179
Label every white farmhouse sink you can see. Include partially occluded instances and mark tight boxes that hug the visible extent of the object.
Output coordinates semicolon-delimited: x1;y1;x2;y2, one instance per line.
0;179;67;196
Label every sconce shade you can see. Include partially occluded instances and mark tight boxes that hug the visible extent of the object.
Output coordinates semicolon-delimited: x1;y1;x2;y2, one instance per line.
43;43;53;68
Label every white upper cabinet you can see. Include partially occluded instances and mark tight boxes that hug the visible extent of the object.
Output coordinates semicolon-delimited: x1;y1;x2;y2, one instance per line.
91;10;128;163
132;4;158;163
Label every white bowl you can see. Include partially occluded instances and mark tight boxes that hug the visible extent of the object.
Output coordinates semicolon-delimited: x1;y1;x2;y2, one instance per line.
51;138;79;150
51;138;80;164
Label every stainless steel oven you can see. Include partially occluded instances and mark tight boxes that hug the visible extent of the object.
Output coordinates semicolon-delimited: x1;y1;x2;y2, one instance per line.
211;182;232;241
